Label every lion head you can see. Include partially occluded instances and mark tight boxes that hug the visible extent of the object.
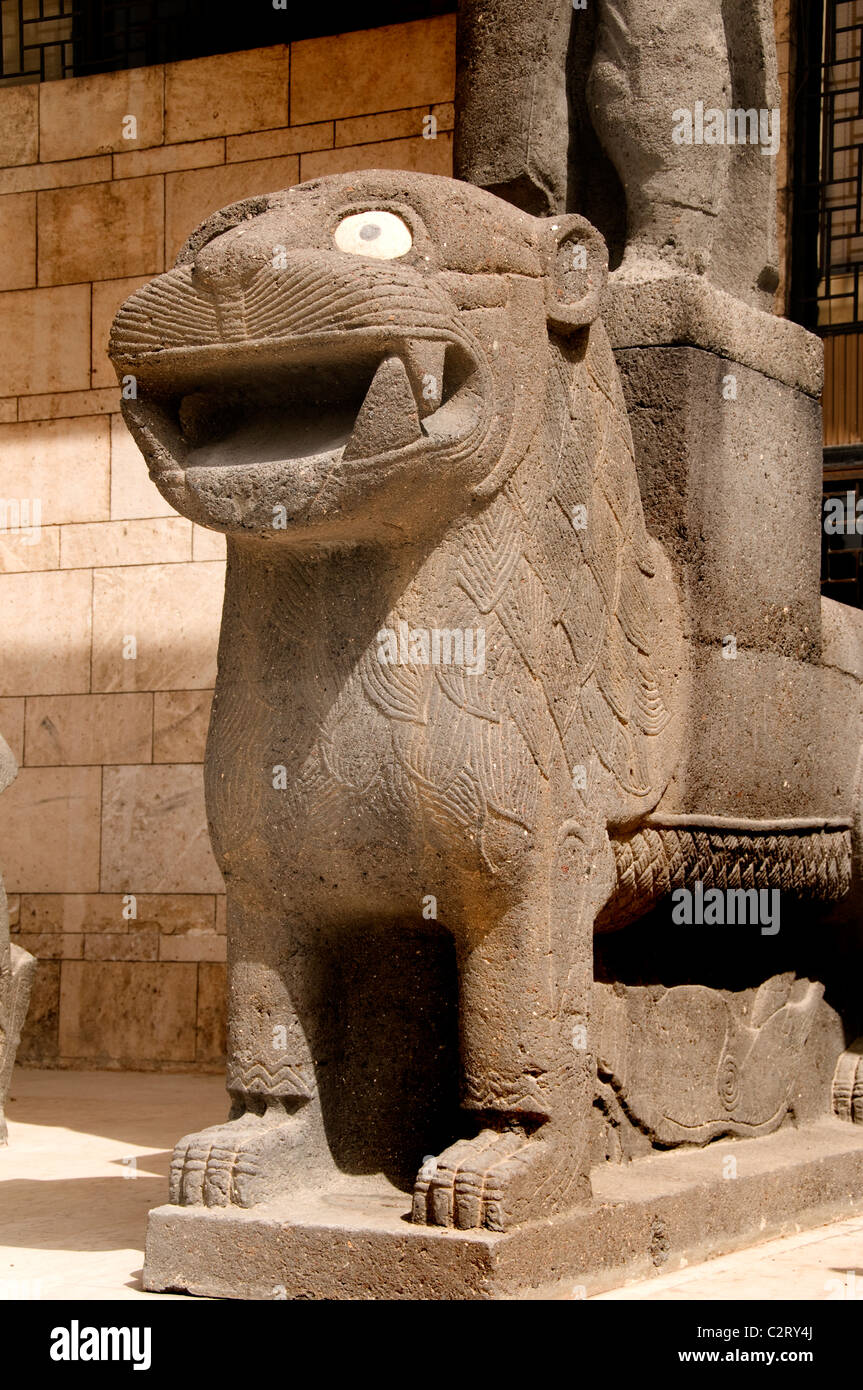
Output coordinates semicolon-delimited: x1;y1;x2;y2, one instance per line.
109;170;608;544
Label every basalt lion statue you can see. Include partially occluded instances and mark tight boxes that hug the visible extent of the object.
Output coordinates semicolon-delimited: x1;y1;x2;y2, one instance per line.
109;171;853;1234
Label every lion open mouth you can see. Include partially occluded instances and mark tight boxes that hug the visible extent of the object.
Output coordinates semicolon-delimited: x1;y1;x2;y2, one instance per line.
128;332;485;478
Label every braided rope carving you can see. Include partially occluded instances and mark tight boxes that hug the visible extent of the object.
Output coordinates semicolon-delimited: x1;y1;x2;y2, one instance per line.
598;825;853;931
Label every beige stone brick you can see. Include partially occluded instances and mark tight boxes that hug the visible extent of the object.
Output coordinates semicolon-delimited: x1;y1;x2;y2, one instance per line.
165;157;299;264
24;693;153;766
215;895;226;934
0;570;92;696
13;932;83;959
60;516;192;569
39;66;164;163
91;276;151;388
192;524;226;560
0;698;25;764
84;929;159;961
37;177;164;287
59;960;197;1062
196;961;227;1062
19;893;130;933
91;561;224;692
0;400;15;424
6;894;19;927
290;17;456;125
135;893;215;934
153;689;212;763
0;525;60;574
301;132;453;183
136;889;215;934
17;958;60;1062
166;46;289;143
113;137;224;180
0;417;110;524
160;933;226;962
110;414;175;520
335;107;432;148
0;765;101;891
0;286;91;395
226;122;333;163
18;388;120;422
0;85;39;167
0;156;112;197
100;763;223;894
0;193;36;291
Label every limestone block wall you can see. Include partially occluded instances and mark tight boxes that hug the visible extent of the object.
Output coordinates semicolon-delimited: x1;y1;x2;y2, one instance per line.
0;17;455;1070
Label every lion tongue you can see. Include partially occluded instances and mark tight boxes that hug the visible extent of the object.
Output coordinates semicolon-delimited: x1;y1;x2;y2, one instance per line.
342;355;423;462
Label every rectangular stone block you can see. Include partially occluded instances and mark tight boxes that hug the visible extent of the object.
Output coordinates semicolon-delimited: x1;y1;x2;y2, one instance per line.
59;517;192;569
19;894;129;934
91;561;224;692
153;689;212;763
0;525;60;574
18;388;119;422
135;894;216;935
13;932;83;960
335;107;432;148
0;570;92;695
59;960;197;1063
91;277;151;388
0;400;15;424
290;17;456;125
226;123;333;163
0;697;24;764
0;156;112;196
37;177;164;286
100;764;223;894
0;417;110;524
40;67;164;162
24;693;153;766
159;934;226;962
165;157;299;264
0;766;101;892
0;286;91;395
112;138;225;180
0;193;36;291
110;414;175;520
84;930;159;961
301;133;452;183
165;47;289;143
0;85;38;166
196;961;227;1063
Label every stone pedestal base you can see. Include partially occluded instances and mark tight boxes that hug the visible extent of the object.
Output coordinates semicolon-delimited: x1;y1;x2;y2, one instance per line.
143;1119;863;1300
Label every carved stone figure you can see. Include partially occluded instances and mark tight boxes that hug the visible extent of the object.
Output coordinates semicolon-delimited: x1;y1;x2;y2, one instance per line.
111;173;861;1262
456;0;780;308
0;735;35;1145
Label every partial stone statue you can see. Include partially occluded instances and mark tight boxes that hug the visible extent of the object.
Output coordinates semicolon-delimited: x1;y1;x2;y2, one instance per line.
0;734;34;1146
456;0;780;308
111;169;863;1278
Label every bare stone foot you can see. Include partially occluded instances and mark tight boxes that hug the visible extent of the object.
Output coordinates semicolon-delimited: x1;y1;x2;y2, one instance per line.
169;1106;310;1209
411;1121;587;1232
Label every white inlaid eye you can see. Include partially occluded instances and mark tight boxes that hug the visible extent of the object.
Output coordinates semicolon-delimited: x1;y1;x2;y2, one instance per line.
334;210;413;259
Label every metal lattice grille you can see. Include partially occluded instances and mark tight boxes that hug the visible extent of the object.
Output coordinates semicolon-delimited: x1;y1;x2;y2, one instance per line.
793;0;863;333
0;0;457;84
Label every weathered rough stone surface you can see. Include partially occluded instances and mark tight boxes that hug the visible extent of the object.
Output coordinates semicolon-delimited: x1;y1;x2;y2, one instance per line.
0;734;35;1144
109;166;863;1296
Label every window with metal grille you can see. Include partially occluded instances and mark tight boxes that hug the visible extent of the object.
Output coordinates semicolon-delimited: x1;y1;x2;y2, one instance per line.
0;1;456;84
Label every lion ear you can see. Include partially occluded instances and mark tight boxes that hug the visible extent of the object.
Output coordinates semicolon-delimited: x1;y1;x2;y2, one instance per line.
538;215;608;333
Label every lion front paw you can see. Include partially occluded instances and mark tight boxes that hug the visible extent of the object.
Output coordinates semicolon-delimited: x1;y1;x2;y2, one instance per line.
411;1122;582;1232
169;1113;299;1209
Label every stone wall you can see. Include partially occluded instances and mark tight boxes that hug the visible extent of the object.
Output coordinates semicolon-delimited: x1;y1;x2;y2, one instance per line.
0;16;455;1070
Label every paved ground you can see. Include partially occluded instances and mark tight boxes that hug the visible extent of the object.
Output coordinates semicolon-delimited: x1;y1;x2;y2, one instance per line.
1;1070;862;1301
